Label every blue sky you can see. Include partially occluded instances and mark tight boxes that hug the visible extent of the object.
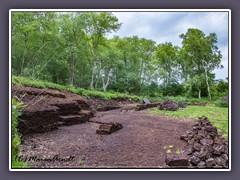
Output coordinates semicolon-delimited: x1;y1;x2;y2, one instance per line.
107;11;229;80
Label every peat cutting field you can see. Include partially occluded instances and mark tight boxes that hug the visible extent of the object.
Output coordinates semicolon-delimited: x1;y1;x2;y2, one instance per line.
12;84;229;169
19;105;193;168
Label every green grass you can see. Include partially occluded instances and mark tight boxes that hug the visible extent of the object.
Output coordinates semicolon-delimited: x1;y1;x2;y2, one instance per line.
148;96;210;105
150;105;228;138
12;76;141;101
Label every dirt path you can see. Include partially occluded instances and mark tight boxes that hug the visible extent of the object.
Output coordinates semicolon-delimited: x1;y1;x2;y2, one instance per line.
19;105;194;168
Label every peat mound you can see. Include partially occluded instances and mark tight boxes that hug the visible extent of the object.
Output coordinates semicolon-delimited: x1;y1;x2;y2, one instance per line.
159;100;179;111
159;100;187;111
12;85;92;134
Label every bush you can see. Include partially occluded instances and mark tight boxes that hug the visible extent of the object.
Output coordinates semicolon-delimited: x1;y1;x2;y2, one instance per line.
12;98;28;168
214;100;228;108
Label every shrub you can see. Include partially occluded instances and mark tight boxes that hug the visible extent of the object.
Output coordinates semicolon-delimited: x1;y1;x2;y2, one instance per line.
214;100;228;108
12;98;28;168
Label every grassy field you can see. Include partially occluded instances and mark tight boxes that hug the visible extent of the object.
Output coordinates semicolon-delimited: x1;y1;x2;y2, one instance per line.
150;105;229;138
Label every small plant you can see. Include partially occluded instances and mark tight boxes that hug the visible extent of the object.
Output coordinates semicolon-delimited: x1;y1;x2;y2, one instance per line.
175;149;182;154
77;159;84;166
168;145;174;148
166;149;172;154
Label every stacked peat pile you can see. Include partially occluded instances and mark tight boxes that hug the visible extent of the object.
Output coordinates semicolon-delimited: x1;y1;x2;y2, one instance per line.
12;85;93;134
165;116;228;168
159;100;179;111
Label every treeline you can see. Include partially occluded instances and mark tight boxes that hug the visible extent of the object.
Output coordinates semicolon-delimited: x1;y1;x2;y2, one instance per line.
12;12;228;100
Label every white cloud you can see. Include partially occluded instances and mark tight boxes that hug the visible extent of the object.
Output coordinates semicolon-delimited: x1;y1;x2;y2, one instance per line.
108;11;229;80
213;45;229;80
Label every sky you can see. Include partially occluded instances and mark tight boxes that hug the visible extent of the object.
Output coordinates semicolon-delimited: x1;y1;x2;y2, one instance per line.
107;11;229;80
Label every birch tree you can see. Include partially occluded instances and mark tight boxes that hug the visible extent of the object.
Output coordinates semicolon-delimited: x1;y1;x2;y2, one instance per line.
180;28;222;100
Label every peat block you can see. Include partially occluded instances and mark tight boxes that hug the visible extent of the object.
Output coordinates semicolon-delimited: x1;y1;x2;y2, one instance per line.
165;153;190;167
59;114;89;126
97;106;121;111
135;103;159;111
50;102;81;115
96;122;123;135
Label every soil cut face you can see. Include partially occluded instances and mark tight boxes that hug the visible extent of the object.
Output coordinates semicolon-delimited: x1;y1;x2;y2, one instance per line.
19;106;194;168
12;85;91;134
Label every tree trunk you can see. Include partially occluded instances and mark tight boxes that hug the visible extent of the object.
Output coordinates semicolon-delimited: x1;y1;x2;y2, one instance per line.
198;89;201;99
90;61;95;89
205;66;212;101
102;69;112;92
94;61;101;89
21;48;27;75
168;71;171;85
21;34;28;75
69;52;75;86
139;58;144;84
90;48;98;89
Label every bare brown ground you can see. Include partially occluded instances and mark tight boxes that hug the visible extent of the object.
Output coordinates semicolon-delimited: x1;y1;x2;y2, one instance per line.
19;105;194;168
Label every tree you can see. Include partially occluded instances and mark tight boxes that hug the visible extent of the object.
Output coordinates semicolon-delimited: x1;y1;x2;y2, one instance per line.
98;40;122;91
82;12;122;89
155;42;179;91
180;28;222;100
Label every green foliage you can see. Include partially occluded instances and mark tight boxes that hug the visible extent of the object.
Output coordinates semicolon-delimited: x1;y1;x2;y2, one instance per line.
11;12;226;99
150;105;228;137
154;42;179;90
214;100;228;108
12;98;28;168
163;81;184;96
211;80;229;100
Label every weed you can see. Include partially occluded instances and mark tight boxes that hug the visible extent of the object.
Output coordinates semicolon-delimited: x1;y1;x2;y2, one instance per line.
78;159;84;166
175;149;182;154
166;149;172;154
